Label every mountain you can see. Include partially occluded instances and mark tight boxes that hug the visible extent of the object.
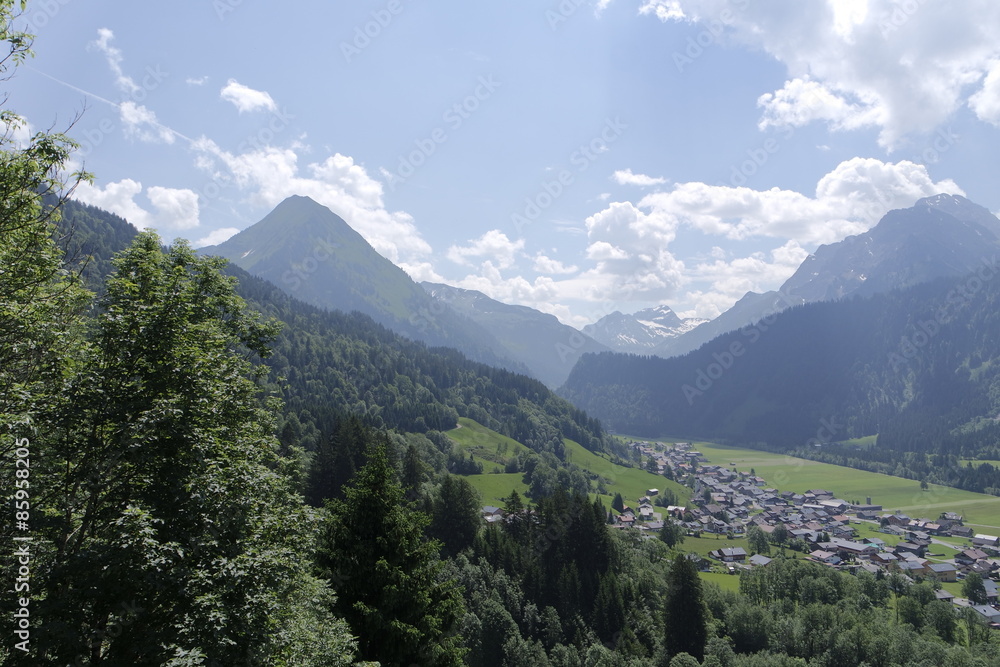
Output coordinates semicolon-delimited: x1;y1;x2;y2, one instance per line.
561;264;1000;491
583;305;706;355
55;197;616;457
200;195;526;374
779;193;1000;302
421;282;608;388
653;193;1000;358
653;291;797;358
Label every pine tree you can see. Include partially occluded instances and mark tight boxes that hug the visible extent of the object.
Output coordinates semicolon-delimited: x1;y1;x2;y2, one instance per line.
429;474;483;557
320;440;467;666
663;553;708;661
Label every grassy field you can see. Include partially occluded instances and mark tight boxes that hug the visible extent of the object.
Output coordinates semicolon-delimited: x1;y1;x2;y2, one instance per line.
464;473;530;506
684;441;1000;531
446;418;532;473
447;419;690;508
699;571;742;592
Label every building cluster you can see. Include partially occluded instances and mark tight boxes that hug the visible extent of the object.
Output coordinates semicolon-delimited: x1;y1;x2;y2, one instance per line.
626;441;1000;625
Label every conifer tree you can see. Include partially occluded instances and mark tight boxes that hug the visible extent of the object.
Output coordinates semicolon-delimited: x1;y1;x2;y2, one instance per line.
663;553;708;661
320;440;467;666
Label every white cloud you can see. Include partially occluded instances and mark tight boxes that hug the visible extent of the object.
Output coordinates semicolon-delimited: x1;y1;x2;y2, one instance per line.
533;254;578;275
969;59;1000;126
195;227;240;248
564;157;962;317
120;101;175;144
74;179;200;233
220;79;278;114
90;29;177;145
640;0;1000;148
636;157;962;245
447;230;524;269
186;76;209;86
91;28;139;97
192;138;432;263
611;168;667;187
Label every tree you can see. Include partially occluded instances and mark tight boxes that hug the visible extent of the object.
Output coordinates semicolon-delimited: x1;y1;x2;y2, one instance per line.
320;440;467;666
429;474;483;557
663;553;708;661
770;522;789;546
659;519;686;548
746;525;771;555
962;572;988;605
32;233;357;664
611;492;625;513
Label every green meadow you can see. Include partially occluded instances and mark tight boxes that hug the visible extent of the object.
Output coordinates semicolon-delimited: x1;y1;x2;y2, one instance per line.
446;419;690;508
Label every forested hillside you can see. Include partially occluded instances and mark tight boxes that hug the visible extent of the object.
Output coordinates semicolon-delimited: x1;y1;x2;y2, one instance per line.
562;267;1000;493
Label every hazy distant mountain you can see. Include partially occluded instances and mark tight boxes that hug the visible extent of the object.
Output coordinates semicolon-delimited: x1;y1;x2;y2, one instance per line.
654;194;1000;358
582;305;706;355
421;282;608;388
201;195;526;373
780;193;1000;301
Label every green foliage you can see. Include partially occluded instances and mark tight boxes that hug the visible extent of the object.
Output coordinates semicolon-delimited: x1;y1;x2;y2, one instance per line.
962;572;988;605
319;441;467;666
663;553;708;661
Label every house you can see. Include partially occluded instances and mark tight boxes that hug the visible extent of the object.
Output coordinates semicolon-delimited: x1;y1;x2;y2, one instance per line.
710;547;747;563
481;506;506;523
748;554;772;567
972;534;1000;548
935;589;955;602
809;550;841;565
927;563;958;582
984;579;999;601
871;552;899;567
826;539;878;559
885;514;911;527
894;542;927;558
647;488;659;496
950;526;974;538
956;548;989;565
897;561;926;575
971;605;1000;623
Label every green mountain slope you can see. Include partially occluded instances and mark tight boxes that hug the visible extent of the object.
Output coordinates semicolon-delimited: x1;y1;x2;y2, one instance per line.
201;195;527;374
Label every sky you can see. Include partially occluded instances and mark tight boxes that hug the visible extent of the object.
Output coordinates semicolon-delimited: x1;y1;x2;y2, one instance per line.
7;0;1000;327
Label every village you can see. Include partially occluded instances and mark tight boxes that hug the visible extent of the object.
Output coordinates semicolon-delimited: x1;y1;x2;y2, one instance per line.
611;441;1000;625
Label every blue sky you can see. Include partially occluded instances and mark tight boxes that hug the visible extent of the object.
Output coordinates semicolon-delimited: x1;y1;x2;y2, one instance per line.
9;0;1000;325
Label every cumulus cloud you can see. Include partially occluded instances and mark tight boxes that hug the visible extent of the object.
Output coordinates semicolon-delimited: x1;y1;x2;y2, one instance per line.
447;230;525;269
612;168;667;187
195;227;240;248
192;138;432;263
533;254;578;275
566;157;962;317
119;101;175;144
969;59;1000;126
220;79;278;114
638;0;1000;148
637;157;962;245
74;179;200;233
